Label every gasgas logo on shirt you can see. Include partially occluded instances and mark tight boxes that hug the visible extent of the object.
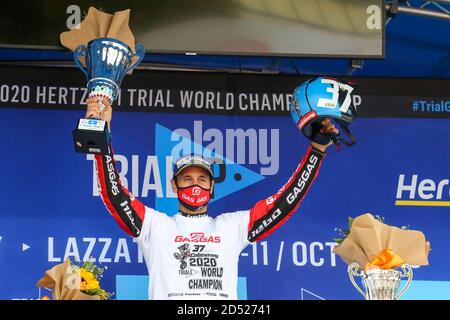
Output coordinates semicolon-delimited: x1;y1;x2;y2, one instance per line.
395;174;450;207
175;232;221;243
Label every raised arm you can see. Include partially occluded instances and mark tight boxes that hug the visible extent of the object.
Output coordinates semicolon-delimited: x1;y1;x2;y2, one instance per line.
247;119;336;242
87;98;146;237
247;145;325;242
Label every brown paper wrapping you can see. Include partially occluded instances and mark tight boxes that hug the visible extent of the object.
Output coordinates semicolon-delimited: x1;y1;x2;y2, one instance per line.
60;7;136;53
60;6;142;76
36;259;100;300
333;213;431;269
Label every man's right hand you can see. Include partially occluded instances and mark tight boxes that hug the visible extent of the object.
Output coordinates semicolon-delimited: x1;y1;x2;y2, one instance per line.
86;97;112;127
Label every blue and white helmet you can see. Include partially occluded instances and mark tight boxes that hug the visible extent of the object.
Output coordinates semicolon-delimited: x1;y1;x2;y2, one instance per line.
289;77;358;146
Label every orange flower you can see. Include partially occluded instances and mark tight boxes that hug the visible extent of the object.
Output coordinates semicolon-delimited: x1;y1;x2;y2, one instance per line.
365;249;405;271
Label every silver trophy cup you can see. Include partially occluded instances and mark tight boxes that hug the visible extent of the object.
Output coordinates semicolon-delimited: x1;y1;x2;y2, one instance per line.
348;262;413;300
72;37;145;154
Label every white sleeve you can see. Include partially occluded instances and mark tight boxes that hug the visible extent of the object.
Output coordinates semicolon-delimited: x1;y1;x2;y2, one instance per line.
135;207;172;250
216;210;251;252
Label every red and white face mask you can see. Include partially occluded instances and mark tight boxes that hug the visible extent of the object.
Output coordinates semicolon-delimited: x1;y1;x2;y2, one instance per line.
177;185;211;211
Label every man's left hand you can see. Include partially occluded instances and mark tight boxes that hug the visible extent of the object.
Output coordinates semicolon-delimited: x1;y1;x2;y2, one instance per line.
310;118;339;152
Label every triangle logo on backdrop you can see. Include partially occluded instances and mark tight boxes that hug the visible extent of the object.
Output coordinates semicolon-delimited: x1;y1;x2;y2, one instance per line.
155;123;265;215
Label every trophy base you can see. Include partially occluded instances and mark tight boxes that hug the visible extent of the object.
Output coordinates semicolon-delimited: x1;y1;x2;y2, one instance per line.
73;118;110;154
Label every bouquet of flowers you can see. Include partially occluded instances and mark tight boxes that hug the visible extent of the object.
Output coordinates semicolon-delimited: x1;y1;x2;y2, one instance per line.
332;213;431;300
37;258;113;300
73;259;112;299
333;213;430;270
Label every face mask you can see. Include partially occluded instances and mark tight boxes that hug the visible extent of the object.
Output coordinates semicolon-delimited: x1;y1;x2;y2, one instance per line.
177;185;211;211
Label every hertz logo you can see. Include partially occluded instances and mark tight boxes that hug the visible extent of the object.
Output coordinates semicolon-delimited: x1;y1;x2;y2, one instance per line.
395;174;450;207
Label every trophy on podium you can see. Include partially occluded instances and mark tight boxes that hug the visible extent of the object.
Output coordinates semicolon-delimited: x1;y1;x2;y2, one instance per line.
60;7;145;154
333;213;431;300
348;262;413;300
72;38;145;154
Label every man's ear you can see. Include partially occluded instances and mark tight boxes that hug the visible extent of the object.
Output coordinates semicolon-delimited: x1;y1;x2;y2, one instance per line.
171;179;177;193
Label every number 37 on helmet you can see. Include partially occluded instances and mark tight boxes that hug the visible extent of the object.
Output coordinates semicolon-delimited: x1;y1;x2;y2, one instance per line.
289;77;358;147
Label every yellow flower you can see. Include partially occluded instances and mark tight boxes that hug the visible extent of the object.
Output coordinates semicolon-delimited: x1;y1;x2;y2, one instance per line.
80;268;100;291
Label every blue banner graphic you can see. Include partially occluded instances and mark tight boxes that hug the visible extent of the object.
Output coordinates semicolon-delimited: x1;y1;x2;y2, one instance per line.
0;105;449;300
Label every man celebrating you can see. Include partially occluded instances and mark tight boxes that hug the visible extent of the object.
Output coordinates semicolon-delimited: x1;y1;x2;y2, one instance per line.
86;96;338;300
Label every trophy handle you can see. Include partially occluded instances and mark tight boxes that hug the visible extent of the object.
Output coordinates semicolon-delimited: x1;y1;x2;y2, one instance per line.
348;262;366;298
125;43;146;75
397;264;413;299
74;45;88;78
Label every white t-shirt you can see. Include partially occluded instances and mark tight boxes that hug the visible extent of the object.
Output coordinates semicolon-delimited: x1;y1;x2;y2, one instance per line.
135;207;251;300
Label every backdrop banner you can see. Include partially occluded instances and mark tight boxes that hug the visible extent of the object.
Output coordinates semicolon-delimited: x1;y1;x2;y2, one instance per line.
0;66;449;300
